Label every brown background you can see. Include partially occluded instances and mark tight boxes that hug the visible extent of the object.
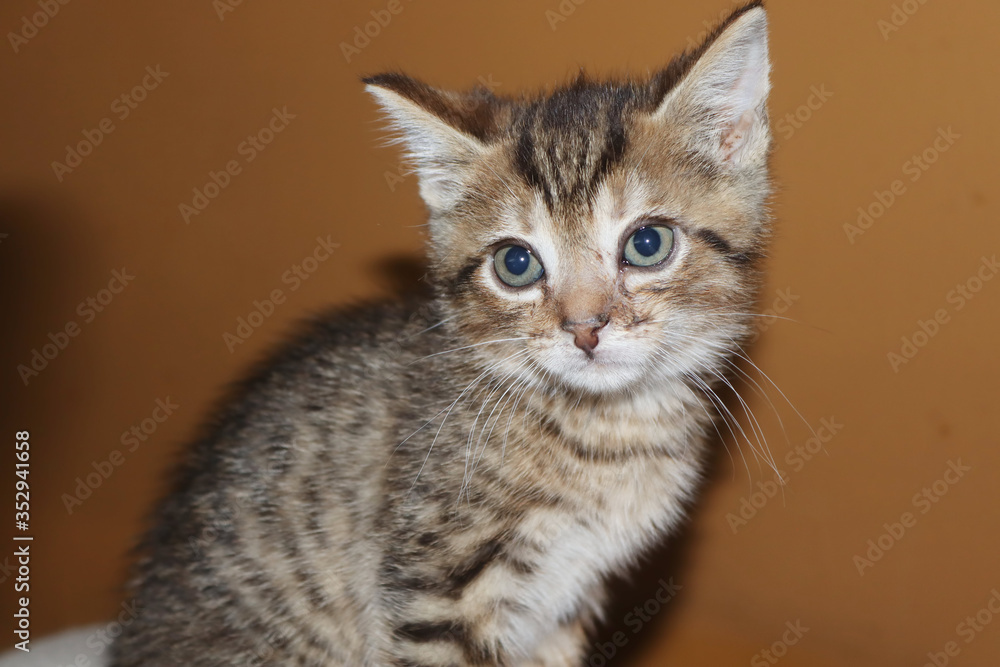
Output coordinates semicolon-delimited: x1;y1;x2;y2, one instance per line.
2;0;998;665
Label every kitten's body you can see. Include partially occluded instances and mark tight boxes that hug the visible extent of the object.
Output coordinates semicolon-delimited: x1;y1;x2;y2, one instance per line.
114;300;703;665
113;4;773;665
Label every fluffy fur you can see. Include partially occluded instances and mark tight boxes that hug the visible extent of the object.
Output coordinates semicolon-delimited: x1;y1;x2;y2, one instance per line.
112;3;773;665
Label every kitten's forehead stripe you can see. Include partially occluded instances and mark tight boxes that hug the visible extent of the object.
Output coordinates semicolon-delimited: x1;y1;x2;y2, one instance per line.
514;120;550;209
512;82;640;214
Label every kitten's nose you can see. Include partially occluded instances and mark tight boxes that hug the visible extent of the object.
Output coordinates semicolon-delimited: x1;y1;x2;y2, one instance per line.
562;316;609;357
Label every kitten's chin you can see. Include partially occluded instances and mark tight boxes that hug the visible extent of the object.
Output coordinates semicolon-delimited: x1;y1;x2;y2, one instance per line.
540;348;653;396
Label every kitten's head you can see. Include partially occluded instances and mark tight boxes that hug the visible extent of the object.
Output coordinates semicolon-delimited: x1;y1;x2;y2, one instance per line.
366;3;772;397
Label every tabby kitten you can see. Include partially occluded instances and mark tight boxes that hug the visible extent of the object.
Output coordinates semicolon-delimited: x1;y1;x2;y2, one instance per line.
112;3;772;665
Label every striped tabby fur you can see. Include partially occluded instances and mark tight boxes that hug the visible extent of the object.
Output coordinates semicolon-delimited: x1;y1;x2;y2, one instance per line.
112;3;773;665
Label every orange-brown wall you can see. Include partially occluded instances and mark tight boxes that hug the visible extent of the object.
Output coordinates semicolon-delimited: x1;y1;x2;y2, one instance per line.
2;1;998;665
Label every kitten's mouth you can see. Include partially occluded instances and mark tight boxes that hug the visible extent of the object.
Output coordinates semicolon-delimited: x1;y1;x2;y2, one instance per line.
547;349;645;396
575;345;619;367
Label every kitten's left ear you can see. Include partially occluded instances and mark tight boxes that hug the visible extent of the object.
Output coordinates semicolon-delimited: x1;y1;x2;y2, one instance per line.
654;4;771;169
364;73;495;212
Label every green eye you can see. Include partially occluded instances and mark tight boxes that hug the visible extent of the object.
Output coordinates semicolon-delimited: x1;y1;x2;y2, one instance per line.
623;226;674;267
494;245;544;287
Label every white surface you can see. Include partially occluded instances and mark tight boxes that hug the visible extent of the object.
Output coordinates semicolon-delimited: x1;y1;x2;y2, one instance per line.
0;626;109;667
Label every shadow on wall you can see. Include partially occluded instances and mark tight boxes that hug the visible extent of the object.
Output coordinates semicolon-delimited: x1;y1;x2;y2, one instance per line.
0;193;118;626
0;193;107;428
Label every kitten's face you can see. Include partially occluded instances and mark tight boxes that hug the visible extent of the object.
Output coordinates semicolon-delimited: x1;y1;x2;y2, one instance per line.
367;4;771;398
439;120;765;396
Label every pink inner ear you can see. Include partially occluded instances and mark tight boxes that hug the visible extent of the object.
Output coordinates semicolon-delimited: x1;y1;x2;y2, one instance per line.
719;109;756;163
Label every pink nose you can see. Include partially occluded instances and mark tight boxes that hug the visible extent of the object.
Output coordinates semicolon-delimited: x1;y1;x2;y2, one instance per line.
563;318;608;357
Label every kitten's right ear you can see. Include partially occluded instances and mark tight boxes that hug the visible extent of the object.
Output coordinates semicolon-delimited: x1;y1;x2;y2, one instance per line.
364;73;493;212
653;3;771;169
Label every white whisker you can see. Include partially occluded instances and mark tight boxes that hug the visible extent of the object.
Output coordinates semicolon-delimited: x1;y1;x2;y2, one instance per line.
408;350;528;494
408;336;532;364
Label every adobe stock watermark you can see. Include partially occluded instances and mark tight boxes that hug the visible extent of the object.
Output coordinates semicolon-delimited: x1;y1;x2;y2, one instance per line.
340;0;416;63
584;578;682;666
684;0;745;50
750;620;809;666
747;287;800;344
545;0;588;31
62;397;180;514
51;66;170;182
382;161;412;192
7;0;73;54
0;557;17;586
17;268;136;386
726;417;844;534
843;126;960;244
222;235;339;352
887;255;998;373
775;85;833;142
922;587;1000;667
877;0;932;41
58;600;142;665
853;459;971;576
178;106;296;224
213;0;246;21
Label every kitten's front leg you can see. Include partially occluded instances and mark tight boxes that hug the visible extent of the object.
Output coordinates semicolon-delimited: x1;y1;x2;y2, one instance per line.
385;599;593;667
387;620;587;667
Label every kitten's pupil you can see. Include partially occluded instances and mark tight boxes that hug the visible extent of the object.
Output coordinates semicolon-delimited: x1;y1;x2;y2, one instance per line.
632;228;661;257
504;246;531;275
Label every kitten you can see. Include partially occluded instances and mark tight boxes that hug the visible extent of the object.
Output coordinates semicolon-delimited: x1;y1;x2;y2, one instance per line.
111;3;772;665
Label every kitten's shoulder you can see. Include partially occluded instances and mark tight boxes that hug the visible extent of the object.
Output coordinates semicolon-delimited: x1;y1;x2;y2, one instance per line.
242;295;443;390
154;296;442;503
